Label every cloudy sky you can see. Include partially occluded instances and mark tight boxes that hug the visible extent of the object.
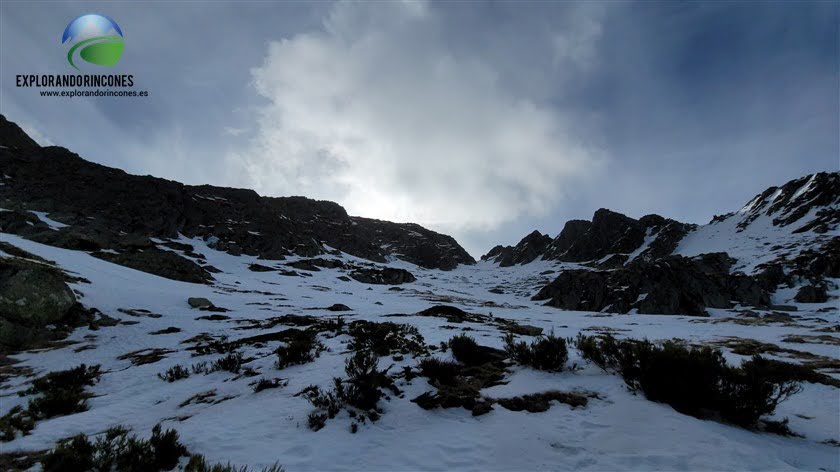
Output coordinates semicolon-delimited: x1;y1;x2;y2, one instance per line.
1;1;837;256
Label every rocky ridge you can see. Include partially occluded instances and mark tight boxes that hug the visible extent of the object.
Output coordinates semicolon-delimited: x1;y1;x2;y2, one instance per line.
0;115;474;281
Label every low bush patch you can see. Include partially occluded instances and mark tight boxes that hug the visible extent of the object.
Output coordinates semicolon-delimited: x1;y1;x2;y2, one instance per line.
503;333;568;371
413;348;507;416
449;334;505;366
348;321;426;356
418;358;461;386
343;349;392;411
211;351;245;374
41;424;187;472
276;333;324;369
251;377;287;393
2;364;103;441
0;406;34;441
299;349;395;431
496;391;590;413
573;334;806;428
158;365;191;383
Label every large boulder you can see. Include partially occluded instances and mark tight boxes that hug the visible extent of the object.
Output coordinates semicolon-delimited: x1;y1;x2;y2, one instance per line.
0;259;75;326
0;258;76;351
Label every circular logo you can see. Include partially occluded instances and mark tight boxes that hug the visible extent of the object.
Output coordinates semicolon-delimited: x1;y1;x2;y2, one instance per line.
61;14;124;70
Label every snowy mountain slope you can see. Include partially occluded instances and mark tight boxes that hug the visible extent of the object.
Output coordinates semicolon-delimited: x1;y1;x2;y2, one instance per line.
676;172;839;274
0;114;838;471
0;233;838;471
485;172;839;315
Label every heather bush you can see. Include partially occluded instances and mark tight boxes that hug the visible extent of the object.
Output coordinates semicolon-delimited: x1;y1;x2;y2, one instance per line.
504;332;568;371
41;424;187;472
158;364;191;382
573;334;805;428
276;333;324;369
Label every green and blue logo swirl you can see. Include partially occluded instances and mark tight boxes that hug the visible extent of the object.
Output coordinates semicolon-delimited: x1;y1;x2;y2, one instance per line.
61;14;124;70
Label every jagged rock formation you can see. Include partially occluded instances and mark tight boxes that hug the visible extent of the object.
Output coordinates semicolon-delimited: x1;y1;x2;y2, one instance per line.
0;115;474;279
483;230;552;267
482;210;695;267
727;172;839;234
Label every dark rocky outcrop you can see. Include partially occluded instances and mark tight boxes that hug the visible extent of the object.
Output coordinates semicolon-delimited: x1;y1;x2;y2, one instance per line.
483;209;695;267
94;249;213;284
0;257;88;352
532;253;771;316
0;115;474;274
349;267;416;285
0;258;75;327
543;209;646;262
481;230;552;266
733;172;840;234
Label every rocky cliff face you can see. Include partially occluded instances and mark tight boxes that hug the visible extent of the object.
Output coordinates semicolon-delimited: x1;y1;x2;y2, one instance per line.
0;115;474;277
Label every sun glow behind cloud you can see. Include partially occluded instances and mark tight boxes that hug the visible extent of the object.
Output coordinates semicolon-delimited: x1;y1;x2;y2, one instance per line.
232;0;605;232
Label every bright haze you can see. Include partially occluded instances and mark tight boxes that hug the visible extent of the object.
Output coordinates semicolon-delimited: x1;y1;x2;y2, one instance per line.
1;1;837;257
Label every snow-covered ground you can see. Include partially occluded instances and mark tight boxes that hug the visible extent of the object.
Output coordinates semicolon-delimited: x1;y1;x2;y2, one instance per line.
1;232;838;471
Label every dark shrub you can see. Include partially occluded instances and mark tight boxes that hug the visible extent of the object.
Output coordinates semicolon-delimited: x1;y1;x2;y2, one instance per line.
28;365;101;394
307;411;328;432
418;358;461;386
0;406;35;441
503;333;532;365
3;365;101;441
530;334;568;371
300;383;343;420
449;335;484;366
718;356;802;427
28;388;92;419
158;365;191;382
344;350;390;411
504;333;568;371
41;424;187;472
348;321;425;356
496;391;589;413
573;334;806;428
41;434;96;472
211;351;244;374
25;364;102;420
276;333;323;369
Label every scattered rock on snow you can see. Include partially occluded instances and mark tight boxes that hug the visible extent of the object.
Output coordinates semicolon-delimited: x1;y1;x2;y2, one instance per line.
326;303;352;312
188;297;213;309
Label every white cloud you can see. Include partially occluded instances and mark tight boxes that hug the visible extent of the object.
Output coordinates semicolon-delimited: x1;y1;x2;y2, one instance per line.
233;0;605;231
